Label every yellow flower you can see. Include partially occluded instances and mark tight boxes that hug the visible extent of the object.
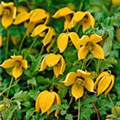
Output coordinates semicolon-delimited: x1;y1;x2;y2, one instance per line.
69;11;95;32
0;35;2;47
63;70;94;100
35;90;61;117
1;55;29;79
94;71;115;96
115;28;120;42
112;0;120;5
57;32;80;53
0;1;16;29
78;34;104;59
53;7;74;30
39;53;66;78
31;24;56;46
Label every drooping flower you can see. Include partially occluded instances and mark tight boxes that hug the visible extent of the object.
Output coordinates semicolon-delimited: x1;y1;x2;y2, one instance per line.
0;35;2;47
63;69;94;100
53;7;74;30
39;53;66;78
57;32;80;53
31;24;56;47
0;1;16;29
94;71;115;96
35;90;61;117
69;11;95;32
78;34;104;60
1;55;28;79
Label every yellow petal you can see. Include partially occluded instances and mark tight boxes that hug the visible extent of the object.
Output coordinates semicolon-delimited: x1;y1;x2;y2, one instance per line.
97;76;112;96
78;46;89;60
91;44;104;59
79;35;90;45
17;6;28;13
31;24;48;37
63;72;77;86
0;4;4;15
69;32;80;50
30;9;47;23
26;22;36;35
39;56;47;71
40;91;55;114
1;14;13;29
71;83;84;100
53;7;74;18
12;66;23;79
12;6;17;19
84;77;94;92
44;13;50;25
94;72;109;89
77;69;90;78
46;39;54;52
57;33;68;53
60;56;66;75
82;18;90;33
21;59;28;69
11;55;23;61
53;64;61;78
90;34;102;43
1;2;14;7
64;16;71;30
0;35;2;47
52;92;61;117
13;12;30;25
104;75;115;96
1;59;14;68
45;53;61;67
88;12;95;27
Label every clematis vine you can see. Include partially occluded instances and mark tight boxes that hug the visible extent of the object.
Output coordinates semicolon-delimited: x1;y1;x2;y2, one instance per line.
94;71;115;96
39;53;66;78
35;90;61;117
63;69;94;100
0;1;16;29
53;7;74;30
1;55;28;79
78;34;104;60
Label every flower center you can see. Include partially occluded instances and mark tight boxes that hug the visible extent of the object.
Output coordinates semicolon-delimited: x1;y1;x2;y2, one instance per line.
14;61;21;68
3;7;11;16
85;41;94;51
83;15;88;23
76;78;84;87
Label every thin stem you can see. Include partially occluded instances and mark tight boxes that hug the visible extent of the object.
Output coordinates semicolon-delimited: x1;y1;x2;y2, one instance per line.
85;59;93;69
69;96;73;105
5;31;9;59
7;77;14;97
39;45;44;55
78;99;80;120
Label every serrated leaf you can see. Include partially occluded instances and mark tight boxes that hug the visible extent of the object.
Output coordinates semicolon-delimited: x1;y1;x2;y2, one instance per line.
27;77;37;86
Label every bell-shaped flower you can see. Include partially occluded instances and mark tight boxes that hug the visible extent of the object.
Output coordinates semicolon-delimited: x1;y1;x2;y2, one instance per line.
0;35;2;47
35;90;61;117
39;53;66;78
69;11;95;32
0;1;17;29
31;24;56;46
53;7;74;30
1;55;29;79
94;71;115;96
78;34;104;59
57;32;80;53
63;69;94;100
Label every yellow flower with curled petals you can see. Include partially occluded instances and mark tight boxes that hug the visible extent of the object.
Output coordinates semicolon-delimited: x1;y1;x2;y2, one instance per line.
31;24;56;46
57;32;80;53
94;71;115;96
35;90;61;117
69;11;95;32
0;1;16;29
63;69;94;100
1;55;29;79
78;34;104;60
0;35;2;47
39;53;66;78
53;7;74;30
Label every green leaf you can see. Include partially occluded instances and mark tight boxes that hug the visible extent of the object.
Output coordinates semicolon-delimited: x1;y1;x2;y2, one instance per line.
65;114;73;120
25;108;35;120
27;77;37;86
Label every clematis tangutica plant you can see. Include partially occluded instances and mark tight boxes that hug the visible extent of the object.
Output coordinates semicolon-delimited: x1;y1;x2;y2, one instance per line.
39;53;66;78
78;34;104;60
0;1;16;29
94;71;115;96
1;55;29;79
63;69;94;100
35;90;61;117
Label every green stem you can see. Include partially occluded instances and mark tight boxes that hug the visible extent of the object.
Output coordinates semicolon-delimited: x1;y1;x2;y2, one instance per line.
5;31;9;59
78;99;80;120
